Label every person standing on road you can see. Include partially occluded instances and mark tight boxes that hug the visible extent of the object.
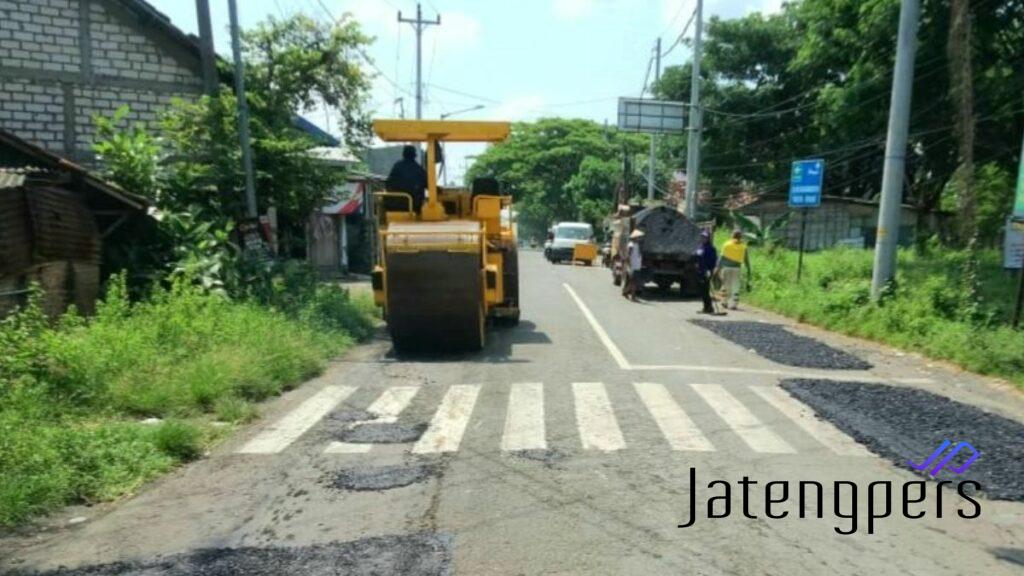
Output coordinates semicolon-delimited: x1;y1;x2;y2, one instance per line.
623;229;645;301
718;230;750;310
695;230;718;314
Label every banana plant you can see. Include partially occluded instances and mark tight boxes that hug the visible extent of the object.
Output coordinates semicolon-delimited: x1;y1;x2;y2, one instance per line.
728;211;792;251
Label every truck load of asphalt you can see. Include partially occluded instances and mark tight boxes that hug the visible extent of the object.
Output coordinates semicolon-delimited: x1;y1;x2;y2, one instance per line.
328;463;438;492
690;319;872;370
337;422;427;444
12;532;452;575
782;379;1024;501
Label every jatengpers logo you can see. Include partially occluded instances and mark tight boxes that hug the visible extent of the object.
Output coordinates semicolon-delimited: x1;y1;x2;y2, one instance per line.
907;440;981;477
677;442;982;535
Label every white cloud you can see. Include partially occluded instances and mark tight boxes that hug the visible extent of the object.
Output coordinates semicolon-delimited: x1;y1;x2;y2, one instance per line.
553;0;594;20
435;11;482;53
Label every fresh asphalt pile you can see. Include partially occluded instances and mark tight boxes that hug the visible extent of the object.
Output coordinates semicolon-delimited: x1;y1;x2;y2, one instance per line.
328;463;438;491
782;379;1024;501
690;320;872;370
12;533;452;576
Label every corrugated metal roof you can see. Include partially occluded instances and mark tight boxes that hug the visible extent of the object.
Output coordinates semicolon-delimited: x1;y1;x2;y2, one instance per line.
0;130;147;210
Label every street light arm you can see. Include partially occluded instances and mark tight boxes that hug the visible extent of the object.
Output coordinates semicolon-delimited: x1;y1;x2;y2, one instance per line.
440;104;485;120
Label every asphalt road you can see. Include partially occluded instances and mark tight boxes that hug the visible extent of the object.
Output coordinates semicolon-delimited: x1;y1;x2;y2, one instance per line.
3;251;1023;575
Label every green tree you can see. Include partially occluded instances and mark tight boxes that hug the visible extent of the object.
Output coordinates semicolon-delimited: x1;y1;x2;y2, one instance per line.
465;118;647;239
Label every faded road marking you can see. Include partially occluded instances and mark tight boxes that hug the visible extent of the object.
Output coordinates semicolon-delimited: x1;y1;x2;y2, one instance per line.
367;386;420;423
238;386;356;454
573;382;625;451
502;383;547;451
749;385;870;457
412;385;481;454
691;384;796;454
634;382;714;452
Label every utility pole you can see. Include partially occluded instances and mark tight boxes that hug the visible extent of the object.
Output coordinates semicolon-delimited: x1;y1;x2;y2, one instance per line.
398;3;440;119
195;0;218;96
683;0;703;218
647;38;661;202
228;0;258;219
870;0;921;299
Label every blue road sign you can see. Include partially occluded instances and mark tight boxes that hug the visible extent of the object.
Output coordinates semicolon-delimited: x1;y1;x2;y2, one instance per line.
789;159;825;208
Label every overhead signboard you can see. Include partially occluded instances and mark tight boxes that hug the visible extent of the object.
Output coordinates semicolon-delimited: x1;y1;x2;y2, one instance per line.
617;98;686;134
789;159;825;208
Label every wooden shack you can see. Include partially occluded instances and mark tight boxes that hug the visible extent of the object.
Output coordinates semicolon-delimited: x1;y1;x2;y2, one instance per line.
0;129;148;317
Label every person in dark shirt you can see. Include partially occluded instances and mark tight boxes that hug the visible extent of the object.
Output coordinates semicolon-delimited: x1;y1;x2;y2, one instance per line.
385;145;428;213
695;230;718;314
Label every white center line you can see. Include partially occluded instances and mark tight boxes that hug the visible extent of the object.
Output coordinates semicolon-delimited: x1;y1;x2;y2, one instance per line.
691;383;796;454
563;283;630;369
573;382;626;451
502;382;547;451
238;386;356;454
749;385;871;457
634;382;714;452
412;385;481;454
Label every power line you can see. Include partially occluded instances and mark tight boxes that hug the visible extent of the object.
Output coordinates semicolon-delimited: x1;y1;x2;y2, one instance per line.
660;9;696;59
425;83;502;104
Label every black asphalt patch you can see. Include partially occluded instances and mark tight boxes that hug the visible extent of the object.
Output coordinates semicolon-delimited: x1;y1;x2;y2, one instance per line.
782;379;1024;501
337;423;427;444
325;409;376;425
690;319;872;370
328;464;438;492
10;533;451;575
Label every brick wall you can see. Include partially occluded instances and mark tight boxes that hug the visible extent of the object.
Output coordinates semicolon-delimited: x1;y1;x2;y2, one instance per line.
0;0;203;161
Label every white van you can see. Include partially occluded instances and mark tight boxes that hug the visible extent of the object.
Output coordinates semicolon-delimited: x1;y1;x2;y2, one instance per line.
544;222;594;263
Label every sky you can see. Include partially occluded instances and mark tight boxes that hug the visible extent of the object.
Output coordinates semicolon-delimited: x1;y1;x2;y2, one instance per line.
148;0;783;182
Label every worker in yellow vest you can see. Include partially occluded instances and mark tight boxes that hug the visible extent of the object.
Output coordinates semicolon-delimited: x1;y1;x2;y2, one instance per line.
718;230;750;310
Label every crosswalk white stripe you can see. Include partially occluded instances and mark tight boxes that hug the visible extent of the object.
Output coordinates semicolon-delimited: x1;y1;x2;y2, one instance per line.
238;386;356;454
749;386;870;457
366;386;420;423
573;382;626;451
502;383;547;451
633;382;714;452
412;385;481;454
691;384;795;454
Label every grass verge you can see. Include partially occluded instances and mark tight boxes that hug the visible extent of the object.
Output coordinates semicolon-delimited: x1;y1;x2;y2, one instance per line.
738;240;1024;388
0;277;375;527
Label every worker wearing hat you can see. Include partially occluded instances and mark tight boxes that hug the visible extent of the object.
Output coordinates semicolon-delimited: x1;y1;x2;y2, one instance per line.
622;228;645;301
718;229;751;310
695;229;718;314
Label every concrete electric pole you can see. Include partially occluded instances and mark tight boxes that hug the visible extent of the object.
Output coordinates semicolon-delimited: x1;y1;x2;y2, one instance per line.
870;0;921;299
227;0;258;219
683;0;703;218
648;38;661;203
398;4;441;120
194;0;217;97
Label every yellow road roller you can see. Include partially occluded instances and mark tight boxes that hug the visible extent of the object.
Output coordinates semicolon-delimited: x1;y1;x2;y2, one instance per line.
371;119;519;353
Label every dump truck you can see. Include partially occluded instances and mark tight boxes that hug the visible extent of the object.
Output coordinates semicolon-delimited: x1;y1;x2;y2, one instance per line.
609;205;704;296
370;120;519;353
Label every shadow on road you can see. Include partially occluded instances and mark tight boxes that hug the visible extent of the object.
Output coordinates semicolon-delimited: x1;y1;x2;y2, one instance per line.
381;320;550;364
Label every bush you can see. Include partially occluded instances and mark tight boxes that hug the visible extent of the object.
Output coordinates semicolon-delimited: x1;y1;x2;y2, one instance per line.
0;270;376;526
744;243;1024;388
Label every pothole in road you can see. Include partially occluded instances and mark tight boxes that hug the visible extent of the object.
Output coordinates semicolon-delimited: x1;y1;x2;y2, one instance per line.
325;409;376;425
10;533;452;575
512;449;570;467
336;422;427;444
782;379;1024;501
328;463;438;492
690;319;872;370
